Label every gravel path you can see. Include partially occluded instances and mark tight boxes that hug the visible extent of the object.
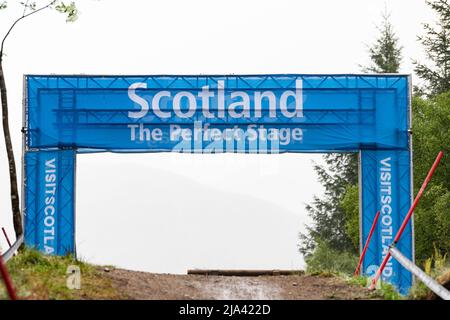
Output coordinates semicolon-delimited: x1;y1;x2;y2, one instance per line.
104;269;378;300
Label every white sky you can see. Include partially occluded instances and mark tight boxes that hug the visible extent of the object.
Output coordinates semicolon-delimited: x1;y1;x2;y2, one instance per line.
0;0;434;272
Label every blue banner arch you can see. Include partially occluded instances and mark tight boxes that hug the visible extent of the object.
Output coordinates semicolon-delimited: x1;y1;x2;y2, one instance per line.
22;74;413;293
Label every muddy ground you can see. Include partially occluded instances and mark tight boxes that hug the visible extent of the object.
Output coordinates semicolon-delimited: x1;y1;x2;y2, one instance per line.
104;269;378;300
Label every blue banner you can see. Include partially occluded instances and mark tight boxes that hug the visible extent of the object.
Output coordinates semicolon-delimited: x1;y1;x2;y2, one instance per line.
26;75;409;153
360;150;413;294
24;150;76;255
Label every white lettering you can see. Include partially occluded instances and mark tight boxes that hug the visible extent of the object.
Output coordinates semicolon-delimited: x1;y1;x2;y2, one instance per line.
43;157;57;255
229;91;250;118
379;157;393;278
127;79;304;120
128;82;149;119
173;92;196;118
199;86;215;118
280;80;303;118
255;91;276;118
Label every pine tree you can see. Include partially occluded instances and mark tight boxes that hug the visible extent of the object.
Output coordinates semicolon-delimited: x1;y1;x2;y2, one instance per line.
299;154;358;256
363;10;402;73
414;0;450;95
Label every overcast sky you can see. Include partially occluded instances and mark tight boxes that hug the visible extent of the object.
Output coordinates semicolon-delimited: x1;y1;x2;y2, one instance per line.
0;0;434;272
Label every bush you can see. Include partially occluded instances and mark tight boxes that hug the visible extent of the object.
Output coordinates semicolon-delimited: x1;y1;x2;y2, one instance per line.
305;240;358;275
412;92;450;263
414;184;450;264
340;185;359;250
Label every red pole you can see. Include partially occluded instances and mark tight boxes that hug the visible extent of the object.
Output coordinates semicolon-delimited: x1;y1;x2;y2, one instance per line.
0;255;18;300
354;211;380;276
369;151;444;290
2;227;12;248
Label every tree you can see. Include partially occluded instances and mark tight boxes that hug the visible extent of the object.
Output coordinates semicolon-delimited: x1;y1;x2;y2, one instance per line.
414;0;450;95
363;9;402;73
340;185;359;250
299;153;358;256
412;94;450;190
412;0;450;265
414;184;450;263
0;1;78;239
411;92;450;263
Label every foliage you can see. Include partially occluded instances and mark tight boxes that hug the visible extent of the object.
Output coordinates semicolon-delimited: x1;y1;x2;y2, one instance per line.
408;248;450;300
429;244;448;273
378;281;403;300
408;281;432;300
412;1;450;266
415;185;450;262
0;1;78;43
0;248;121;300
412;93;450;191
412;92;450;263
340;185;360;250
346;276;403;299
347;275;368;287
414;0;450;96
305;239;358;275
55;1;78;22
362;9;402;73
299;153;358;256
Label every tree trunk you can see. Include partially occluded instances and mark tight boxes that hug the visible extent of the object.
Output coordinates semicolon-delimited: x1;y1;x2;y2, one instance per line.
0;58;23;239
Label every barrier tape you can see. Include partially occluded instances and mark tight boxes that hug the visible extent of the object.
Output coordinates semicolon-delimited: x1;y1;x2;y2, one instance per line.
1;235;23;263
389;247;450;300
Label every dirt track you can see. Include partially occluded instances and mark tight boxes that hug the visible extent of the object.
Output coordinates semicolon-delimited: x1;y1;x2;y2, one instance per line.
104;269;378;300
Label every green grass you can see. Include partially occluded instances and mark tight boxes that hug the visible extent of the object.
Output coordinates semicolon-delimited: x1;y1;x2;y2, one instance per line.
408;247;450;300
378;281;403;300
304;241;403;300
305;240;359;275
346;276;403;300
0;248;123;300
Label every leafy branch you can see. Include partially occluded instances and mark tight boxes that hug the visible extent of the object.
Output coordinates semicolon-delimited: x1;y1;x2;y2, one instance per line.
1;1;78;58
